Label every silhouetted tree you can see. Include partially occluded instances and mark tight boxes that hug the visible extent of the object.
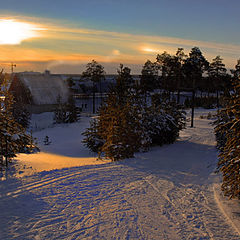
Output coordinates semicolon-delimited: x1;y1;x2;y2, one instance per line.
67;77;75;93
140;60;158;96
208;56;227;108
156;51;172;91
81;60;105;114
155;49;187;102
183;47;209;127
175;48;187;102
231;59;240;79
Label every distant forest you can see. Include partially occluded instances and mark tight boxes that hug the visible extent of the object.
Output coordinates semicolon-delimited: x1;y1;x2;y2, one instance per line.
74;47;239;103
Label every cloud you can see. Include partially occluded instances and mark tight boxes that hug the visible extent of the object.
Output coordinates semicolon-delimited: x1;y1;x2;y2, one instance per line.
45;23;240;55
0;15;239;73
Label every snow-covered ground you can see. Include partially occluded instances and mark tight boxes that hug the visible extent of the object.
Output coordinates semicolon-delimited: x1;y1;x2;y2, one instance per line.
0;109;240;239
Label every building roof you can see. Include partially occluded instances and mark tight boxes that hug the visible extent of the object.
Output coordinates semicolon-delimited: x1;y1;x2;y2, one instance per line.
17;71;69;105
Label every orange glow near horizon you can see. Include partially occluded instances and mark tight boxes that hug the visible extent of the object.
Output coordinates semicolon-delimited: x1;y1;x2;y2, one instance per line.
141;47;158;53
0;19;44;45
0;17;239;72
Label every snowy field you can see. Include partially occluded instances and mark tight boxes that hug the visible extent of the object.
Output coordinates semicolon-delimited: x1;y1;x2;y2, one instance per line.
0;109;240;239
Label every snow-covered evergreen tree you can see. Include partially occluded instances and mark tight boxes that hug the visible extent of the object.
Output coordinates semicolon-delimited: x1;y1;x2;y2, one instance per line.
12;99;30;128
82;117;104;153
54;95;67;124
83;65;186;161
0;76;36;166
54;95;81;124
215;77;240;199
65;95;81;123
149;93;186;145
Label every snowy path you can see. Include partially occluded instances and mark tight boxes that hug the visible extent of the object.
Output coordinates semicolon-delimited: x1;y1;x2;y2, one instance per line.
0;110;240;239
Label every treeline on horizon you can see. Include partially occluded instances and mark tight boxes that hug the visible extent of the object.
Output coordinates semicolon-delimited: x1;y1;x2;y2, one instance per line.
77;46;240;101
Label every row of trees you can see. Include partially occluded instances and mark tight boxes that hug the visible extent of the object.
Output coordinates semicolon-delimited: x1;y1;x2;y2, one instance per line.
142;47;232;99
79;47;235;115
81;48;232;96
0;73;37;167
83;64;186;161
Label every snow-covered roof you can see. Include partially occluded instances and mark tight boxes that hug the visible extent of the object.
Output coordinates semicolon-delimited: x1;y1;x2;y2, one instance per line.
17;72;69;105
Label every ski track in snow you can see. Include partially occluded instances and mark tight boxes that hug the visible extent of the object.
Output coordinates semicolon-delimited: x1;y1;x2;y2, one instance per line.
0;110;240;239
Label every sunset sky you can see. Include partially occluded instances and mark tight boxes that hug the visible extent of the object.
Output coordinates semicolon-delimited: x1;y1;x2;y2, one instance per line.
0;0;240;74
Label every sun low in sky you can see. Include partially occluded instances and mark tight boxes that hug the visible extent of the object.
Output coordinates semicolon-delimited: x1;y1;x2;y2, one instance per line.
0;19;42;45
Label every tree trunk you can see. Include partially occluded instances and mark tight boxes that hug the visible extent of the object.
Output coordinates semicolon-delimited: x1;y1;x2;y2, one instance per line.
5;121;8;167
5;138;8;167
191;89;195;128
93;91;95;114
92;82;96;114
100;80;103;106
177;89;180;104
191;77;196;128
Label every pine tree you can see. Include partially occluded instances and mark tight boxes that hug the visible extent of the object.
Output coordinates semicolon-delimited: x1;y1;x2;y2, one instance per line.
83;65;186;161
231;59;240;79
155;48;187;102
54;95;80;124
183;47;209;127
215;77;240;199
140;60;158;101
83;65;144;160
175;48;187;102
0;76;35;166
82;117;104;153
156;51;172;91
97;65;142;160
150;93;186;145
65;95;81;123
81;60;105;114
53;95;67;124
208;56;227;108
214;109;230;152
12;99;30;128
